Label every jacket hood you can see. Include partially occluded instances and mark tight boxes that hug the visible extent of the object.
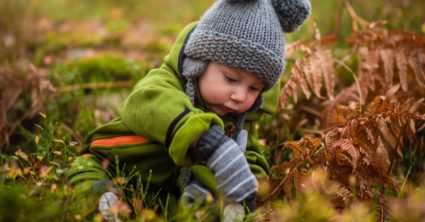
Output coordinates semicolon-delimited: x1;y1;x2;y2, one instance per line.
163;22;198;79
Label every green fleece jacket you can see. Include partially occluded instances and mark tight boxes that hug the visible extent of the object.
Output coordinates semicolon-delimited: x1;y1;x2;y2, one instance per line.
67;22;280;197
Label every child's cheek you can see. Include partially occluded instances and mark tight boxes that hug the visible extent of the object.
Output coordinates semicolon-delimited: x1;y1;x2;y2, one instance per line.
244;95;259;111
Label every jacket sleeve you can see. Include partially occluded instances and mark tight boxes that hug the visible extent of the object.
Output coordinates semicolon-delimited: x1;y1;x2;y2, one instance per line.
66;154;110;195
119;66;223;167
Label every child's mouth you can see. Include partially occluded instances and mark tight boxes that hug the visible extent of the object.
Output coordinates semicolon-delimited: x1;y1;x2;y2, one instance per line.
221;106;236;113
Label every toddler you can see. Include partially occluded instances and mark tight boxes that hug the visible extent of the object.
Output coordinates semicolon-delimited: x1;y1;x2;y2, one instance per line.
67;0;310;220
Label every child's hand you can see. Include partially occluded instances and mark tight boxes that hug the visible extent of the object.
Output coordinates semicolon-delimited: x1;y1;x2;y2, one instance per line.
98;192;120;222
193;125;258;203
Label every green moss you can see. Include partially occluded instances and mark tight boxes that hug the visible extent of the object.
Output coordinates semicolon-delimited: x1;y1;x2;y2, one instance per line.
65;54;147;83
42;31;106;53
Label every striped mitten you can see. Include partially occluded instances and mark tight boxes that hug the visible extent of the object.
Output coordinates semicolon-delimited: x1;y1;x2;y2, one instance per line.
194;125;258;203
181;180;213;206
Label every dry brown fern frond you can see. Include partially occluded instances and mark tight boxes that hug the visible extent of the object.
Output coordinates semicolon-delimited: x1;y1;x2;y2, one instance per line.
271;137;325;201
283;25;425;125
349;29;425;103
322;85;361;128
279;90;425;206
324;92;425;200
280;26;336;107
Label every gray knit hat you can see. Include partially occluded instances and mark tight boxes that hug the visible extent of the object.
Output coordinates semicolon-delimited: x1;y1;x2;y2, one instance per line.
182;0;311;136
183;0;311;94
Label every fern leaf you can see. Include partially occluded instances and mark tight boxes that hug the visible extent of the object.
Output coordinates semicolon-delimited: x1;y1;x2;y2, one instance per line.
378;117;402;158
332;139;360;172
280;78;297;107
395;51;408;92
321;50;335;100
358;47;379;91
309;53;324;98
375;137;391;170
384;84;400;99
408;98;424;113
407;52;425;87
284;141;307;159
409;119;416;134
324;128;342;160
379;48;395;87
293;62;312;100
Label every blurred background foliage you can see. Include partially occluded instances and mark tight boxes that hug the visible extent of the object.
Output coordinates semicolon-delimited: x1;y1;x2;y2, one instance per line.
0;0;424;221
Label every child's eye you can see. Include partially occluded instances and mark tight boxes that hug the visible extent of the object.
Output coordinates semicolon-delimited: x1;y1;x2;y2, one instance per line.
249;86;261;92
225;75;237;83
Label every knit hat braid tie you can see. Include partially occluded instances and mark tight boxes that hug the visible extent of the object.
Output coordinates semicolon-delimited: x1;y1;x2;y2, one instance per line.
182;57;208;104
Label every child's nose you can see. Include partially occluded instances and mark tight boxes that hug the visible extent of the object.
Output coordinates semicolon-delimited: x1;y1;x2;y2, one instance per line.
230;87;247;102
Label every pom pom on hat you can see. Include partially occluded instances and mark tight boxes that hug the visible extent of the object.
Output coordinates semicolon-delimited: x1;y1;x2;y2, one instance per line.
271;0;311;33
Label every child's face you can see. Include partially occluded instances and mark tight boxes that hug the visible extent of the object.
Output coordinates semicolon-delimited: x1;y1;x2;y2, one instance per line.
198;62;264;116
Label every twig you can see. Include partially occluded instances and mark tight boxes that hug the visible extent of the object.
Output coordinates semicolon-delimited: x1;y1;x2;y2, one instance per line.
400;165;412;192
344;0;369;31
299;105;322;118
297;128;323;135
270;171;291;197
334;59;364;106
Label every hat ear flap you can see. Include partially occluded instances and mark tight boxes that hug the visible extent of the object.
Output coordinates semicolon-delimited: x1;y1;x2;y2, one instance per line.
182;57;208;104
182;57;208;79
271;0;311;33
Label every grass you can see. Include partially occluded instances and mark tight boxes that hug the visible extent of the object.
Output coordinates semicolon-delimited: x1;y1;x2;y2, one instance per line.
1;0;425;221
